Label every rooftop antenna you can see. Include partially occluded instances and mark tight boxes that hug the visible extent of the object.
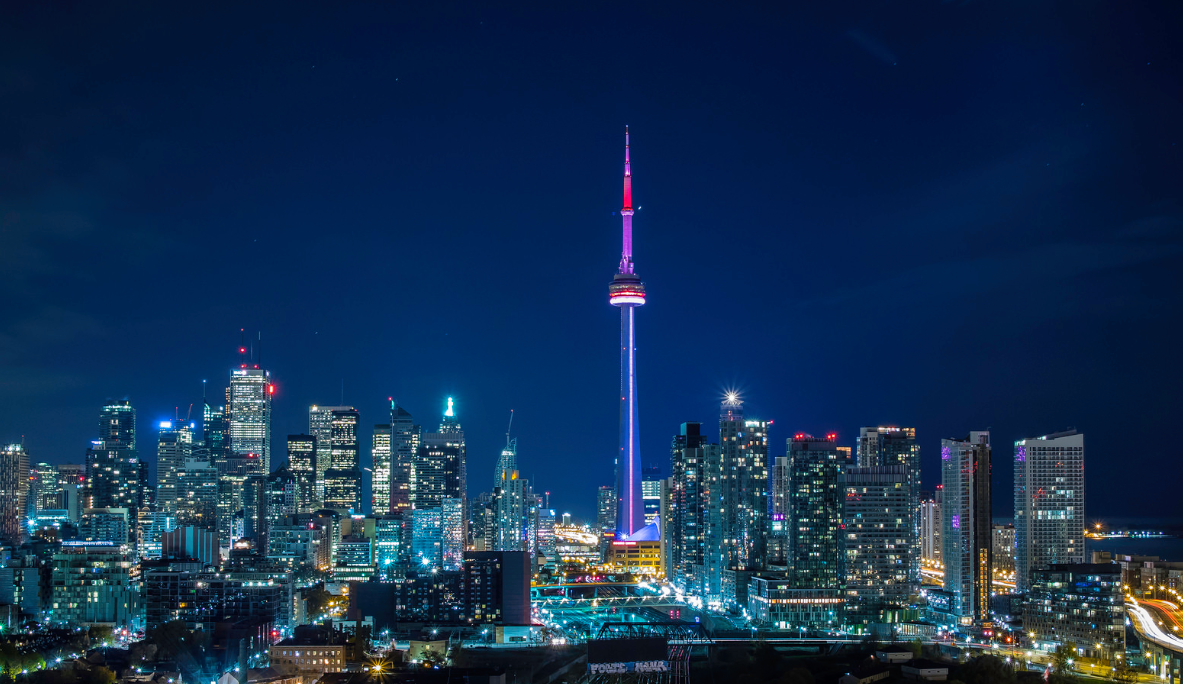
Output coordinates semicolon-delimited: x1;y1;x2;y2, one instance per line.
506;409;514;447
185;403;193;422
257;331;262;369
239;329;246;368
340;379;344;405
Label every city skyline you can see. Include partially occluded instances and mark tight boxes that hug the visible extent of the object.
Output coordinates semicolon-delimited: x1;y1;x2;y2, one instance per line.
2;3;1181;524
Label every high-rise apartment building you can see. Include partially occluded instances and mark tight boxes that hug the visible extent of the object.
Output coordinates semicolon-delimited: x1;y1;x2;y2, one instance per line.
786;434;844;589
717;396;768;575
496;474;530;552
857;427;920;587
202;386;228;464
494;435;517;492
372;423;392;515
99;400;137;448
843;465;913;614
86;401;144;542
993;523;1016;576
411;508;443;569
941;431;992;622
920;487;942;563
641;465;662;526
1014;430;1085;592
286;434;317;513
227;368;272;474
156;419;195;515
669;422;708;591
596;486;615;535
0;444;30;544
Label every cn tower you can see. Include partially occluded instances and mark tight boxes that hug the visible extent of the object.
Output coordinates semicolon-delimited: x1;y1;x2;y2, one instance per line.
608;126;646;538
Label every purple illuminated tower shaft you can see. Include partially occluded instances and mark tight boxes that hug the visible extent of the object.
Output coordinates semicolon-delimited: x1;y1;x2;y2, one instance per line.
608;127;646;538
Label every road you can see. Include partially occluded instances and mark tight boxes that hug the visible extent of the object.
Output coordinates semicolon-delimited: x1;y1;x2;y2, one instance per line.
1127;599;1183;655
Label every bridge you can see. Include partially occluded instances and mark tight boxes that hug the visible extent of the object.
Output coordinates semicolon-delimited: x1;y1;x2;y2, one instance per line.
531;582;687;608
1127;599;1183;683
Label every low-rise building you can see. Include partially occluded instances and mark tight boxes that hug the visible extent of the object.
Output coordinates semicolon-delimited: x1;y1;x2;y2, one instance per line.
1024;563;1124;658
902;660;949;681
747;573;843;632
268;625;348;676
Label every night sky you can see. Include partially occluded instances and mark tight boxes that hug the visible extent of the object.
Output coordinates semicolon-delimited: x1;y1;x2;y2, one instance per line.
2;3;1180;523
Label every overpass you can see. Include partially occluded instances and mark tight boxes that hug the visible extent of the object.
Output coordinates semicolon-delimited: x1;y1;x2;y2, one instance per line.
1127;599;1183;683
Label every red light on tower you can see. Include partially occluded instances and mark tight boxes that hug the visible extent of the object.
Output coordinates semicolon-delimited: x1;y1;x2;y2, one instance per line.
269;385;275;394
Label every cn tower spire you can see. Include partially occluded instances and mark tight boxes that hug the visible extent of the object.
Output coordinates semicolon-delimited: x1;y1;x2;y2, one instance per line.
619;126;635;274
608;126;646;540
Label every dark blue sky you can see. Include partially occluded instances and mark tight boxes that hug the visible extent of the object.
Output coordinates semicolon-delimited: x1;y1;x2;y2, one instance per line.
2;2;1180;523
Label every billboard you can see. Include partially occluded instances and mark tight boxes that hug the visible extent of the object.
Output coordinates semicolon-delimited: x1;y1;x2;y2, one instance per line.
587;637;669;674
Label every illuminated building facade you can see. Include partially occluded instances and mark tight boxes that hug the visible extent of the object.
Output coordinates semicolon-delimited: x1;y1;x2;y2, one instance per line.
857;427;920;587
641;465;662;526
228;368;272;474
747;575;843;631
441;496;465;571
371;423;392;515
0;444;30;544
786;434;843;589
940;431;992;622
390;403;417;514
1014;430;1085;592
608;127;646;540
1024;563;1124;658
668;422;708;591
919;488;942;564
411;508;443;568
286;434;318;512
174;459;218;530
842;465;913;616
28;461;59;515
309;404;350;503
718;396;769;574
413;401;464;512
323;408;362;513
156;419;195;515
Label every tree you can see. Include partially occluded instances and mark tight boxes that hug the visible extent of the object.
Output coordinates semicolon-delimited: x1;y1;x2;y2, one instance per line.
959;654;1016;684
1114;659;1138;684
87;626;114;646
779;667;815;684
1050;643;1075;676
750;641;782;679
907;639;924;658
304;586;333;617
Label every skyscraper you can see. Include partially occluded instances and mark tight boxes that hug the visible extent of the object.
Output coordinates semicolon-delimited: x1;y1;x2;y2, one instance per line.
920;487;942;563
86;401;144;538
323;408;362;513
641;465;662;526
608;127;646;539
0;444;30;544
1014;430;1085;591
412;399;465;516
202;382;228;463
286;434;317;512
309;404;352;504
718;395;769;573
227;367;272;474
390;402;417;515
843;465;913;615
668;422;708;592
786;433;844;589
941;431;992;622
372;423;393;515
99;400;137;448
156;419;195;515
856;427;921;587
495;433;517;492
441;496;465;571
